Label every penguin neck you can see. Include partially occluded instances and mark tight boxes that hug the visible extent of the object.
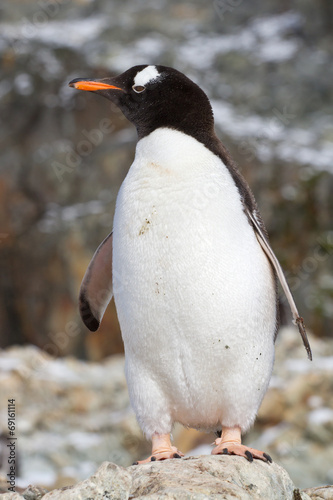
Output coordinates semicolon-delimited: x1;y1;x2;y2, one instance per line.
134;127;221;178
135;103;215;145
136;117;234;178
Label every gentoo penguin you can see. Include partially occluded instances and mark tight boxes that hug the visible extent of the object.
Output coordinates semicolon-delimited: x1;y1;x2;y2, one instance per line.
69;65;312;464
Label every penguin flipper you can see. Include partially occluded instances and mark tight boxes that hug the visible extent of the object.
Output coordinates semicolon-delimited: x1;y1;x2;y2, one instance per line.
79;231;113;331
246;209;312;361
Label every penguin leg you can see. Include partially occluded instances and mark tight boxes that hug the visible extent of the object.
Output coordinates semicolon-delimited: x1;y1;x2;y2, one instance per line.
133;433;184;465
211;426;272;463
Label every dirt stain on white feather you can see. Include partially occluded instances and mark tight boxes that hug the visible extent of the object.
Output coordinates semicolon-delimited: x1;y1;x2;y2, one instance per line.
139;218;151;235
149;161;172;175
138;206;157;236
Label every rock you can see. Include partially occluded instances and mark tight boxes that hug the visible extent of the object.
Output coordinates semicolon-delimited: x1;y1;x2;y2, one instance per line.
2;457;319;499
303;486;333;500
127;455;308;500
22;485;48;499
41;462;132;499
0;494;25;500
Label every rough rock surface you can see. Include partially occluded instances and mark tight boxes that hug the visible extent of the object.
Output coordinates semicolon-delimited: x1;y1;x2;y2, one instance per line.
303;486;333;500
0;457;324;500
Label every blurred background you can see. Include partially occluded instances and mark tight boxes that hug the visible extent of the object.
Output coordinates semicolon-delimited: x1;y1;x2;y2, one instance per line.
0;0;333;494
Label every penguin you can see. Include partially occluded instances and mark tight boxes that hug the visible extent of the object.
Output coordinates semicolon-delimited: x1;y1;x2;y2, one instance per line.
69;65;312;464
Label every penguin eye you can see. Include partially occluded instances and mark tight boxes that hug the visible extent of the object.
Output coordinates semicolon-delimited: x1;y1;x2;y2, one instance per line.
132;85;146;93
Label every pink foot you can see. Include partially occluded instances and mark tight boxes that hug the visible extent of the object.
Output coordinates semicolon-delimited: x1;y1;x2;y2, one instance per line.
211;427;272;463
212;439;272;463
132;433;184;465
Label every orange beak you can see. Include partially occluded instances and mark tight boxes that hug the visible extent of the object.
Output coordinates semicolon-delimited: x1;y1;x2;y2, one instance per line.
68;79;123;91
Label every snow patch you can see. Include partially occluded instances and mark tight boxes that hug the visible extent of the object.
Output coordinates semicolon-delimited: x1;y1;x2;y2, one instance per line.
285;356;333;373
308;408;333;425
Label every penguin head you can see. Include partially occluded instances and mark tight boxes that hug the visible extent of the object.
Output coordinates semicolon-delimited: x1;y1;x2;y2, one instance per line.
69;65;214;139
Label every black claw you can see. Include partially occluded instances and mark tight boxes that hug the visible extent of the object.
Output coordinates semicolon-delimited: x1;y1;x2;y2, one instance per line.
222;448;229;455
132;461;138;466
173;453;181;459
151;456;156;461
263;453;272;463
245;450;253;462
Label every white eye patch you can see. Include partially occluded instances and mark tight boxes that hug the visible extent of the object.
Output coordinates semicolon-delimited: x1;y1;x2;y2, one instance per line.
133;66;160;87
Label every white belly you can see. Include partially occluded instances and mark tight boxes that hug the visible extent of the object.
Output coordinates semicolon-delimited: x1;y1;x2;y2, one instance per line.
112;128;276;437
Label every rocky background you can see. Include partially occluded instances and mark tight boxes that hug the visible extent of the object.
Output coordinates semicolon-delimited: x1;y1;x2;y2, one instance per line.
0;327;333;493
0;0;333;496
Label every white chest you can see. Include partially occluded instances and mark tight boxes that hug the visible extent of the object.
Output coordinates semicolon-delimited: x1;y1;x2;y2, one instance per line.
112;127;275;345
